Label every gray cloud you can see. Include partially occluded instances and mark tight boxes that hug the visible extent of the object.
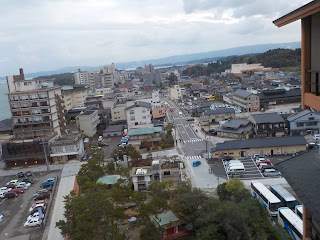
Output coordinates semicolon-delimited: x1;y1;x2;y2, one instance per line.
0;0;304;75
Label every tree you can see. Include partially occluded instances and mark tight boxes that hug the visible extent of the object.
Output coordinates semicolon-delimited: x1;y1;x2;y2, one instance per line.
56;189;126;240
140;220;163;240
166;73;178;86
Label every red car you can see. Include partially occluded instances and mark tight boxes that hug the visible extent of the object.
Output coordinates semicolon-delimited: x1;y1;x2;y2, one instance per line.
10;188;24;194
256;160;272;167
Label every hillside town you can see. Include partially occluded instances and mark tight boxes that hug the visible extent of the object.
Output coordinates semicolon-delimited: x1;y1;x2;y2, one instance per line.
0;1;319;240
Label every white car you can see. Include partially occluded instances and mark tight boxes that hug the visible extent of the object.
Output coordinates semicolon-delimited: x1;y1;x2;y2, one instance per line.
0;192;6;199
27;212;45;221
29;203;46;213
0;187;12;193
98;136;103;141
24;218;42;227
84;138;89;143
313;134;320;140
16;182;29;190
255;157;268;163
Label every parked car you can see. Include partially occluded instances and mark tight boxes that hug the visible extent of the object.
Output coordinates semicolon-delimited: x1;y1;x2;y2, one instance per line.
186;118;194;122
30;206;46;215
17;172;25;178
223;156;234;161
17;182;30;190
98;136;103;141
0;212;3;222
256;160;272;167
313;134;320;140
24;218;42;227
22;178;34;184
0;192;6;199
10;188;24;194
45;178;55;184
98;142;108;147
40;182;53;188
193;160;201;167
25;171;33;177
0;187;12;193
34;188;52;197
6;180;19;186
260;165;277;173
34;191;50;201
84;138;89;143
29;200;46;213
262;168;282;177
5;183;15;189
4;191;18;199
251;154;262;160
27;212;45;221
255;157;268;163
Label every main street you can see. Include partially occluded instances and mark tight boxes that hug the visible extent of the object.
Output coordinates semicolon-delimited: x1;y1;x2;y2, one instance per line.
164;98;225;189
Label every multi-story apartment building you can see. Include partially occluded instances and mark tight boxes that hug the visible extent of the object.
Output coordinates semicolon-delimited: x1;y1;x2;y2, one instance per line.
74;69;101;88
248;112;285;138
61;85;87;111
100;63;115;88
125;102;153;130
233;89;260;112
111;105;127;124
169;85;182;100
76;110;99;137
6;68;66;139
200;108;235;126
130;167;153;191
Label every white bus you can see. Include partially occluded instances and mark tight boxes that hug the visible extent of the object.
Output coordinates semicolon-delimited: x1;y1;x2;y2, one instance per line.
278;207;303;240
270;184;298;210
251;181;282;216
295;205;303;220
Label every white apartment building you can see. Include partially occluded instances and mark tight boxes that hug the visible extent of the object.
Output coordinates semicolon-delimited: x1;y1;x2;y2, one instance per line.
50;133;84;163
7;68;66;139
169;85;182;100
100;63;115;88
76;110;99;137
130;167;153;191
74;69;101;88
125;102;153;130
95;88;112;96
62;85;87;111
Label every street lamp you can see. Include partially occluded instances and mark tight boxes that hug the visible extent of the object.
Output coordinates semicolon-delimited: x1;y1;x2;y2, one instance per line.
39;137;50;171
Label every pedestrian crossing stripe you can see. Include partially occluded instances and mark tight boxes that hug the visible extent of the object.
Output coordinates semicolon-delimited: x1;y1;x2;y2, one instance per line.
185;139;203;143
186;156;202;160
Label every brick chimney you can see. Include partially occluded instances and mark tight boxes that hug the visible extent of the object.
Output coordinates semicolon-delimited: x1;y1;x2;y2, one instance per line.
19;68;25;80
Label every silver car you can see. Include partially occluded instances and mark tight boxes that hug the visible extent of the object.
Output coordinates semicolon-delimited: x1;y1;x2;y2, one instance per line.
263;168;281;177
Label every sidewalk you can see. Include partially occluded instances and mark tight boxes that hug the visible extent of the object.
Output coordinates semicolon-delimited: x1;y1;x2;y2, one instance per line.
0;163;65;177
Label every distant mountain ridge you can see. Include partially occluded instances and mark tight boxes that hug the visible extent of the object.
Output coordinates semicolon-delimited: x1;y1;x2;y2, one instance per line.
0;42;300;80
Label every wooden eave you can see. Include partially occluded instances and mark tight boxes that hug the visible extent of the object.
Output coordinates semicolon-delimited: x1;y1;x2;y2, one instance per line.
273;1;320;27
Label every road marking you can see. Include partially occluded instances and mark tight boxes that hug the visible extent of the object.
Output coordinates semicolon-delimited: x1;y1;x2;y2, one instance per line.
0;199;5;204
186;156;202;160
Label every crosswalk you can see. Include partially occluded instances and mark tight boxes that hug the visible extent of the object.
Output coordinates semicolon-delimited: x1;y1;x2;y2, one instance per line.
186;155;202;160
184;139;204;143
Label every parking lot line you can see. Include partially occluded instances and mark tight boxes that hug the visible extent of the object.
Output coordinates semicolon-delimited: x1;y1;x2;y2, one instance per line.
0;198;5;205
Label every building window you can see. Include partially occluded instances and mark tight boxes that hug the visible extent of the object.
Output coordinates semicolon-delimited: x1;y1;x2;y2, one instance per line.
296;122;304;127
130;116;135;121
130;110;134;115
142;109;146;113
306;122;317;126
142;116;146;119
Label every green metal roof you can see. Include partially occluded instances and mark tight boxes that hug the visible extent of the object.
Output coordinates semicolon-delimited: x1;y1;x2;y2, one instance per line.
152;211;179;226
96;175;120;185
128;127;162;136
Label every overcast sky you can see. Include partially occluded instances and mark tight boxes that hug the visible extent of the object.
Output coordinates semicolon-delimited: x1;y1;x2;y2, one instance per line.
0;0;309;76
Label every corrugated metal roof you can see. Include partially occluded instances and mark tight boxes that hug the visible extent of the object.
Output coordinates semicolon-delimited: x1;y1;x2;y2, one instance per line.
153;211;179;226
204;108;235;115
128;127;162;136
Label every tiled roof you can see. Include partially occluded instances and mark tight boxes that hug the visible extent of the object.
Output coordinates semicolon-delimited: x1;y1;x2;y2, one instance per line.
276;147;320;224
287;109;320;122
210;136;307;152
0;118;12;132
250;112;285;124
204;108;235;115
153;211;179;226
234;89;253;99
127;127;162;136
258;89;301;100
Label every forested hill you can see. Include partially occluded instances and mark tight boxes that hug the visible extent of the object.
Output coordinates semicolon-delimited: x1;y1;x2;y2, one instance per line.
182;48;301;77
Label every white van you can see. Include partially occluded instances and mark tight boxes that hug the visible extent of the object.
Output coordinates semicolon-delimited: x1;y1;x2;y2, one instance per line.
227;165;245;175
224;159;241;166
227;163;244;172
178;112;183;118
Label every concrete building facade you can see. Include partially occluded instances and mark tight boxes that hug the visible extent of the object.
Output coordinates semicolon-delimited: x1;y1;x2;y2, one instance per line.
125;102;153;130
76;110;99;137
61;85;87;111
233;89;260;112
169;85;182;100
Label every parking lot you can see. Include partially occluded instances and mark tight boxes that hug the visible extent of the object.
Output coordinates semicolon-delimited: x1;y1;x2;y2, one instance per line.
0;170;61;240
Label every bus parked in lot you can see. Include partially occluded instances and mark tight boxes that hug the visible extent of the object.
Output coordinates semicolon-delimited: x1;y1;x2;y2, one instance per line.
251;181;282;216
295;205;303;220
278;207;303;240
270;184;298;210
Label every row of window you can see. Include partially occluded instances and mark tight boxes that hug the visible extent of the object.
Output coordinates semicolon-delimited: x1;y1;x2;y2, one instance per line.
130;109;147;115
296;121;318;127
11;101;49;109
13;116;51;124
130;116;147;121
10;93;48;101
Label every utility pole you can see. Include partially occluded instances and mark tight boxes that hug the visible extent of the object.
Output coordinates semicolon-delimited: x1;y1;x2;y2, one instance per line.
39;138;50;171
